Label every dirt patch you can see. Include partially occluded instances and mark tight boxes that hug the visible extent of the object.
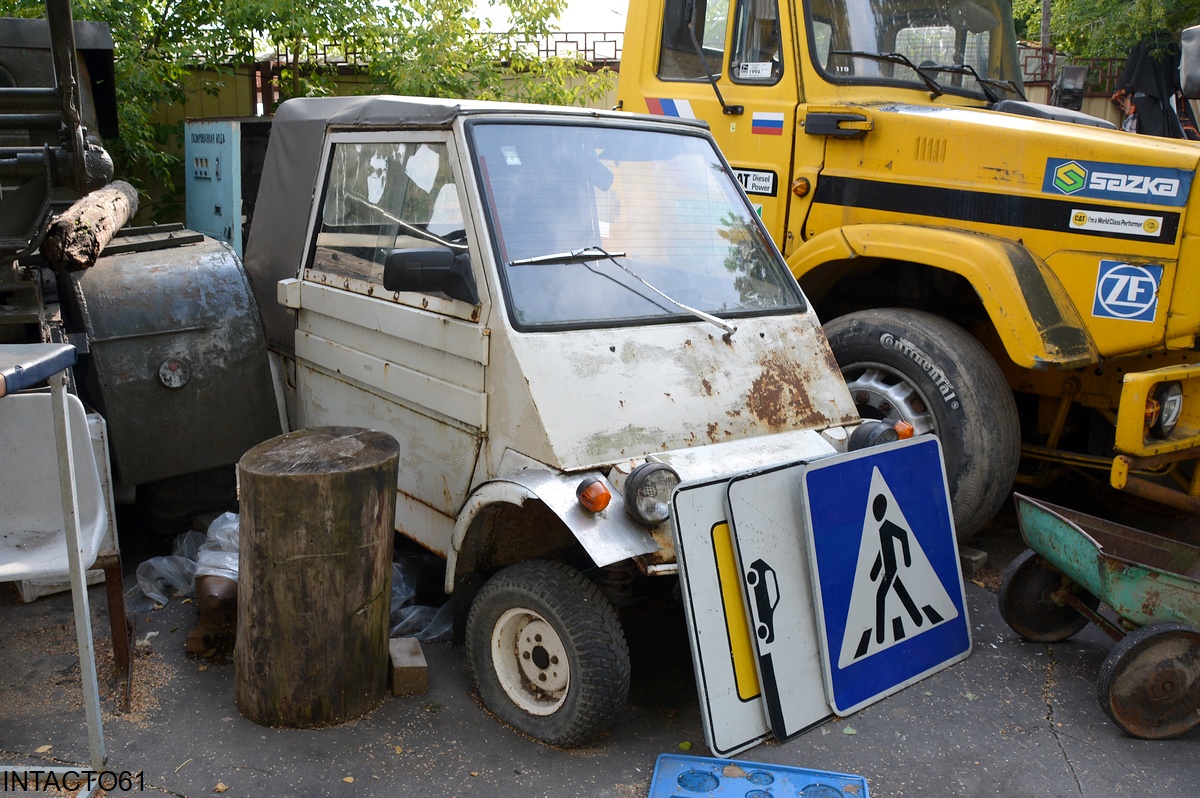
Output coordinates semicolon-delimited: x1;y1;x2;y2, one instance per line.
0;600;179;731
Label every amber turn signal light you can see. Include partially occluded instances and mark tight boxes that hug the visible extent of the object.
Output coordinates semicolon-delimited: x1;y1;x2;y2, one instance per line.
576;476;611;513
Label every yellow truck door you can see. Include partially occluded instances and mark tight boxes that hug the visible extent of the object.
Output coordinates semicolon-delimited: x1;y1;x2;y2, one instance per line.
618;0;809;252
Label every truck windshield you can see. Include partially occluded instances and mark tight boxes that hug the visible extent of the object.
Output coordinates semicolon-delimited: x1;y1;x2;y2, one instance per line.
470;122;804;331
807;0;1024;101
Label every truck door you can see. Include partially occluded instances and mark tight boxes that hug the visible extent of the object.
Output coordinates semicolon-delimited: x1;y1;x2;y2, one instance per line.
292;131;489;556
619;0;807;253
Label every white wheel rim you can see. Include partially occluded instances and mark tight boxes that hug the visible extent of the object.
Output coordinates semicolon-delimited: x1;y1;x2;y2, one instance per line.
843;362;938;436
491;607;570;716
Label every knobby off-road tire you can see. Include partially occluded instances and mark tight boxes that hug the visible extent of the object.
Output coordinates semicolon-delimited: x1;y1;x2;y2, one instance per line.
465;560;631;747
824;308;1020;542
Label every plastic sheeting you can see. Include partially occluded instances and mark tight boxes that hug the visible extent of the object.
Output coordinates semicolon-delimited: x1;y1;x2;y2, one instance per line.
137;511;452;641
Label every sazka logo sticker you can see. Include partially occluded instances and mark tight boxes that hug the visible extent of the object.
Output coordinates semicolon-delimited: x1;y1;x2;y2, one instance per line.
1053;161;1088;194
838;467;958;667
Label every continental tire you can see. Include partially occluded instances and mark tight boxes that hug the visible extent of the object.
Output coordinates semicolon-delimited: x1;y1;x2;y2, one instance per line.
824;308;1020;541
465;560;630;747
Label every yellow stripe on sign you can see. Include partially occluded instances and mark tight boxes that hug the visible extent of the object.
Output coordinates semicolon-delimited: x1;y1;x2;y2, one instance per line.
711;522;760;701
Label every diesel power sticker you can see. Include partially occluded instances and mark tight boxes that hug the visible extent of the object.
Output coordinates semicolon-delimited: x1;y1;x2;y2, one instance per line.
1070;209;1163;238
1044;158;1192;207
733;168;779;196
1092;260;1164;322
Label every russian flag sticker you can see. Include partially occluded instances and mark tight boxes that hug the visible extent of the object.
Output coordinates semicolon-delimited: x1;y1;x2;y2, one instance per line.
751;112;785;135
645;98;696;118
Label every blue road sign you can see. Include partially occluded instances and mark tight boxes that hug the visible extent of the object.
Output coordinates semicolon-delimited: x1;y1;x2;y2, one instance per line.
802;436;971;715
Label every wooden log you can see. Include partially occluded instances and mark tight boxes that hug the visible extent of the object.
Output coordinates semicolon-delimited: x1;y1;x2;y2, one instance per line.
42;180;138;272
234;427;400;728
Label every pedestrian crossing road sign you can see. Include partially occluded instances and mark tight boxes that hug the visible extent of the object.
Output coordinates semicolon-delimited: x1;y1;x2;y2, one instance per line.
803;436;971;715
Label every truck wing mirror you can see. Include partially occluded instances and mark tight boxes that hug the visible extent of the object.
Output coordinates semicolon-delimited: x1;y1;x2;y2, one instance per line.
383;248;479;305
1184;25;1200;100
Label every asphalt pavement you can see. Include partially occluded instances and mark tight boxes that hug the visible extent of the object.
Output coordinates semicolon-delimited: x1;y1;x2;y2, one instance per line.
1;479;1198;797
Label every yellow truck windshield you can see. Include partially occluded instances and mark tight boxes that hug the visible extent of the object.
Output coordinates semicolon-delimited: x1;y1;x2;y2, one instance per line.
807;0;1024;100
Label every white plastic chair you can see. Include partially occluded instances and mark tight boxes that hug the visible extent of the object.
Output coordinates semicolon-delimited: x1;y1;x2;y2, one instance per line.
0;344;108;797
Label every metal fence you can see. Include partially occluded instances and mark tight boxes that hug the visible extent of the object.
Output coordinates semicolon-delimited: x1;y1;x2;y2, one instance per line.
270;32;623;70
1018;45;1125;95
508;31;623;65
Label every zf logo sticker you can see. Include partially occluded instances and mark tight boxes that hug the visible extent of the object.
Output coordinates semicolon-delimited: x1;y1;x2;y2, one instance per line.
1044;158;1192;207
1092;260;1164;322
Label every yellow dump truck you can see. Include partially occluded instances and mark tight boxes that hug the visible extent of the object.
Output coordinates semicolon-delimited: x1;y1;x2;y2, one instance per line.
618;0;1200;539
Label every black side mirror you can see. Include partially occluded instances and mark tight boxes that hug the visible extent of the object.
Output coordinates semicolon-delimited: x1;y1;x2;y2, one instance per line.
1184;25;1200;100
383;248;478;304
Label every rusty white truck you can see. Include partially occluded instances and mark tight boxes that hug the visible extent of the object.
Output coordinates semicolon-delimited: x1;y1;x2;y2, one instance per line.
233;94;891;745
4;5;934;745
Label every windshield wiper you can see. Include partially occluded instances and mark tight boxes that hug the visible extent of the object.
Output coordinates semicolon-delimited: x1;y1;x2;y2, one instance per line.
508;247;624;266
923;63;1025;103
509;247;738;340
831;50;944;98
683;0;743;115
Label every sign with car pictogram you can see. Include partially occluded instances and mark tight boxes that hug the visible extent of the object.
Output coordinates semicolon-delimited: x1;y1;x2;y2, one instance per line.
726;464;833;741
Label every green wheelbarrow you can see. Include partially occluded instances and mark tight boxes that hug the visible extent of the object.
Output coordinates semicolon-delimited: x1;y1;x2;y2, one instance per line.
1000;493;1200;740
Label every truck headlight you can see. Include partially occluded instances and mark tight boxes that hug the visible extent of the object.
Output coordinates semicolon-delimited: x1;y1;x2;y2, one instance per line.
624;462;680;527
1148;381;1184;438
848;419;901;450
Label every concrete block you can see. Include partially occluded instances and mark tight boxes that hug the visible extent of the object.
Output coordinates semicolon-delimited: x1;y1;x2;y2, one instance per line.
959;545;988;576
389;637;428;696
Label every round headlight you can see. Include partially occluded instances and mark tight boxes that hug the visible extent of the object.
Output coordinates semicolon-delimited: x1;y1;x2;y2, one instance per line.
1150;381;1184;438
624;462;681;528
848;419;899;451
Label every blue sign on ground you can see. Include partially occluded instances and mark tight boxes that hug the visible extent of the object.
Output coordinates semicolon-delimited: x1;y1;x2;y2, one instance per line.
803;436;971;715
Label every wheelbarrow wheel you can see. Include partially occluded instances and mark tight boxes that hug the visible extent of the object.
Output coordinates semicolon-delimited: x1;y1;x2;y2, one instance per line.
1098;622;1200;739
999;549;1099;643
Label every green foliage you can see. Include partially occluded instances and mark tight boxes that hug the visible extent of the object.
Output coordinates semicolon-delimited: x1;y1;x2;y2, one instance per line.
1014;0;1200;58
0;0;615;214
371;0;613;107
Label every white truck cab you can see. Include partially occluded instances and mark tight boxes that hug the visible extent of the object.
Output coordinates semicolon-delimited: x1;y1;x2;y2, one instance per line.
244;96;873;745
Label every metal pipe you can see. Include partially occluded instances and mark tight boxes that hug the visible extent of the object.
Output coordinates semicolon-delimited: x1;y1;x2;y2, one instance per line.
44;0;86;191
1121;474;1200;513
1060;590;1126;643
0;113;63;129
0;87;62;112
1117;449;1200;470
1044;379;1079;450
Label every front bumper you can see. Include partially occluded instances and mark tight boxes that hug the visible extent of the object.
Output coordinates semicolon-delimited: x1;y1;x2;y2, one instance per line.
1110;361;1200;510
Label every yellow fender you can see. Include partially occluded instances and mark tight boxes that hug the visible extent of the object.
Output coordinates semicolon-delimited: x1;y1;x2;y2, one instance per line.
790;224;1099;370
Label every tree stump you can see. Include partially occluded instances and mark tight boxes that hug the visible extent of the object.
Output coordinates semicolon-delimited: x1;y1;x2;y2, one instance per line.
234;427;400;728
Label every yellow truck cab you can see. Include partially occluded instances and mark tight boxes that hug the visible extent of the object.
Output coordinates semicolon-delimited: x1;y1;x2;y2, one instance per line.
619;0;1200;539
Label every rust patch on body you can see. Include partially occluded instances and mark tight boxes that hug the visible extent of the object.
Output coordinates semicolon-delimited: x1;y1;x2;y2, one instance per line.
635;528;677;568
701;378;713;396
1141;587;1162;620
747;352;828;431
